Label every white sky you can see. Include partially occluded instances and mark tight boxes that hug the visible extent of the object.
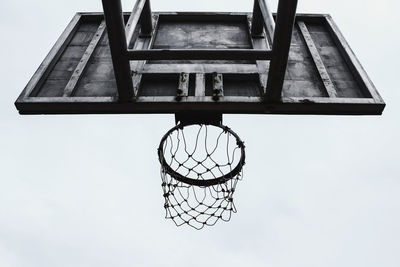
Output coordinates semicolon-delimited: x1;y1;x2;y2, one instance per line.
1;0;399;266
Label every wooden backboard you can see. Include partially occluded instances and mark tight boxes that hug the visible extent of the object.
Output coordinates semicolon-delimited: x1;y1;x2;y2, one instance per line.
15;12;385;115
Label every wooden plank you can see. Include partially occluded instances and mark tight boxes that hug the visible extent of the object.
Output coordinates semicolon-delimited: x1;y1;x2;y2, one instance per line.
131;73;141;96
20;95;377;105
15;13;385;116
131;15;159;96
130;36;149;96
297;21;338;98
159;13;249;22
153;19;252;51
125;0;148;46
63;20;106;97
282;96;376;104
265;0;298;102
248;16;269;94
252;38;269;93
101;0;134;100
128;49;272;60
15;14;82;101
69;12;332;20
222;74;261;96
20;96;260;103
195;74;206;97
325;15;385;104
142;64;259;74
17;95;384;116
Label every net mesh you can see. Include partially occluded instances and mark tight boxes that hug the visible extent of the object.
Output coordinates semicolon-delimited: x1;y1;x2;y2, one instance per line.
158;123;245;230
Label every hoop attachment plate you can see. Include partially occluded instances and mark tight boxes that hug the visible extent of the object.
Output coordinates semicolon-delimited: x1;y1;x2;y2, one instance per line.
175;112;223;126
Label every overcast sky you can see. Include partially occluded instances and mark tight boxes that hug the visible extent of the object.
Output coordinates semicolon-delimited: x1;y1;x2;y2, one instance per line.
1;0;399;266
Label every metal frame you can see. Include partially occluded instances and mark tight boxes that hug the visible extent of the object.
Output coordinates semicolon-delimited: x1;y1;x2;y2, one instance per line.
15;12;385;115
17;95;383;115
101;0;296;102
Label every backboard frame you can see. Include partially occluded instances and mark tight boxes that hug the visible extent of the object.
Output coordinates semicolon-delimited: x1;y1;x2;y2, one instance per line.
15;7;385;115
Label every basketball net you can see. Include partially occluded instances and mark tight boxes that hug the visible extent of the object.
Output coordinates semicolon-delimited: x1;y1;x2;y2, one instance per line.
158;123;245;229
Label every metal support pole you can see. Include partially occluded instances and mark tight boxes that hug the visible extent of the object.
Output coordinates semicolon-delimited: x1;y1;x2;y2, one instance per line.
251;0;264;36
101;0;134;101
265;0;298;102
140;0;153;35
251;0;275;44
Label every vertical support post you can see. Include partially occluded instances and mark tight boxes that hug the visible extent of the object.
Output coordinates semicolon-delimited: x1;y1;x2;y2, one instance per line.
101;0;134;101
251;0;264;36
251;0;275;45
140;0;153;35
265;0;298;102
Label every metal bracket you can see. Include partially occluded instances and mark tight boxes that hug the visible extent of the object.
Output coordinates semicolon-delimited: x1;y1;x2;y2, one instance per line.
212;73;224;101
176;72;189;101
175;112;223;126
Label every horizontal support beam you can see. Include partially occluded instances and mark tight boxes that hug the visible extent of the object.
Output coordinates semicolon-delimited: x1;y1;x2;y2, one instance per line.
127;49;272;60
16;96;384;116
142;64;259;74
20;96;378;105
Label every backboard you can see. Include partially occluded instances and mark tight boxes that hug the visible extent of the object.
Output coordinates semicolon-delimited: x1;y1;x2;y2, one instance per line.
15;4;384;115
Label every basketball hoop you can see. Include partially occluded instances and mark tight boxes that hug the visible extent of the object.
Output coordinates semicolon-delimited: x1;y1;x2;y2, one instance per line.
14;0;385;231
158;122;245;229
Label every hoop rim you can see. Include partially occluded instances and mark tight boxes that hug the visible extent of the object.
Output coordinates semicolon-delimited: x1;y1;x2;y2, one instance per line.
158;123;246;187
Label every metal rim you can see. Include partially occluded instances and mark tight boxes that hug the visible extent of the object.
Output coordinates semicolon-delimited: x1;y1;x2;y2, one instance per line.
158;123;246;187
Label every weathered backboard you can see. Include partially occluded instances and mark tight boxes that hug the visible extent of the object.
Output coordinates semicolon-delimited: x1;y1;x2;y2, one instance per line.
15;12;385;115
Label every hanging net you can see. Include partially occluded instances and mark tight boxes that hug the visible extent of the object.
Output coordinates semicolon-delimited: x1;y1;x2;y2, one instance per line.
158;123;245;230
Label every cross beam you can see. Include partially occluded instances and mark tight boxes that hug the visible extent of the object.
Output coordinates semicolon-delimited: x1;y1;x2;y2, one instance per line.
127;49;273;61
